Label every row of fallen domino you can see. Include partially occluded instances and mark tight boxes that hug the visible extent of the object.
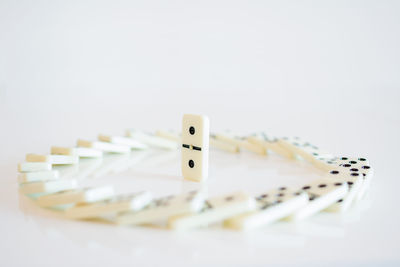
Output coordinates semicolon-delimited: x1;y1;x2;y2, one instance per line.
17;114;374;231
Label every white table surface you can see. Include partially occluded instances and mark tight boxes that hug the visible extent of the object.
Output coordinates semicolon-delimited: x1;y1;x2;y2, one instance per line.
1;1;399;266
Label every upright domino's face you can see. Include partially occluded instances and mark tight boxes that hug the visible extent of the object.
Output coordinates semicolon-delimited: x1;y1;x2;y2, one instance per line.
181;114;210;182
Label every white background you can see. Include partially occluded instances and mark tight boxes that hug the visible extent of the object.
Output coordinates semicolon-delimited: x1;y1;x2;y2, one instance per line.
1;0;400;266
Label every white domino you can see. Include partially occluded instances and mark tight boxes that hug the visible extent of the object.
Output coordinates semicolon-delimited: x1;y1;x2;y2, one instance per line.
330;157;373;202
168;191;256;231
26;154;79;165
77;139;130;154
288;179;348;221
181;114;210;182
224;188;308;230
210;135;240;153
51;146;103;158
65;191;152;219
247;133;295;159
116;190;206;225
278;137;335;170
18;170;60;183
18;162;52;172
98;134;148;150
322;167;364;212
126;129;178;150
37;186;115;207
215;133;266;155
19;179;78;195
155;130;182;143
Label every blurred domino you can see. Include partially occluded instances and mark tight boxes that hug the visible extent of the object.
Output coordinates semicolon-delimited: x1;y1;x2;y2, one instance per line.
181;114;210;182
210;135;239;153
322;167;363;212
18;170;59;183
19;179;78;195
51;146;103;158
26;154;79;165
65;191;152;219
18;162;52;172
215;133;266;155
98;134;148;150
278;137;335;169
37;186;115;207
126;129;178;150
288;179;348;221
247;133;295;159
168;192;256;231
155;130;181;143
224;188;308;230
116;190;205;225
77;139;130;154
329;157;373;202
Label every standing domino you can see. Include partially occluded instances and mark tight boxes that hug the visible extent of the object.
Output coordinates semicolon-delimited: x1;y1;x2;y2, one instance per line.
181;114;210;182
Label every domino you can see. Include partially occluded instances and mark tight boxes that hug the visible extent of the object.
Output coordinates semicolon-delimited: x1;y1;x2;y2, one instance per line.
322;167;364;212
26;154;79;165
37;186;115;207
64;191;152;219
77;139;130;154
18;170;59;183
168;191;256;231
332;157;373;201
98;134;148;150
247;133;295;159
181;114;210;182
51;146;103;158
116;190;206;225
278;137;335;170
215;133;266;155
210;134;240;153
288;179;348;221
19;179;78;195
224;188;308;230
126;129;178;150
155;130;182;143
18;162;52;172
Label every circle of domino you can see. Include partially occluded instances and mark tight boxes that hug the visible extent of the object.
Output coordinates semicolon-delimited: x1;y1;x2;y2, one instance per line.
16;114;374;231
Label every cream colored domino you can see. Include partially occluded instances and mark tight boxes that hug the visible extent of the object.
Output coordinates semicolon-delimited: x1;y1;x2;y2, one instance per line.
65;191;152;219
19;179;78;195
322;168;363;212
224;188;308;230
126;129;178;150
210;135;239;153
77;139;130;154
288;179;348;221
155;130;182;143
26;154;79;165
278;137;334;169
329;157;373;202
98;134;148;150
168;192;256;231
37;186;115;207
51;146;103;158
18;162;52;172
116;191;205;225
215;133;266;155
18;170;60;183
181;114;210;182
247;133;295;159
